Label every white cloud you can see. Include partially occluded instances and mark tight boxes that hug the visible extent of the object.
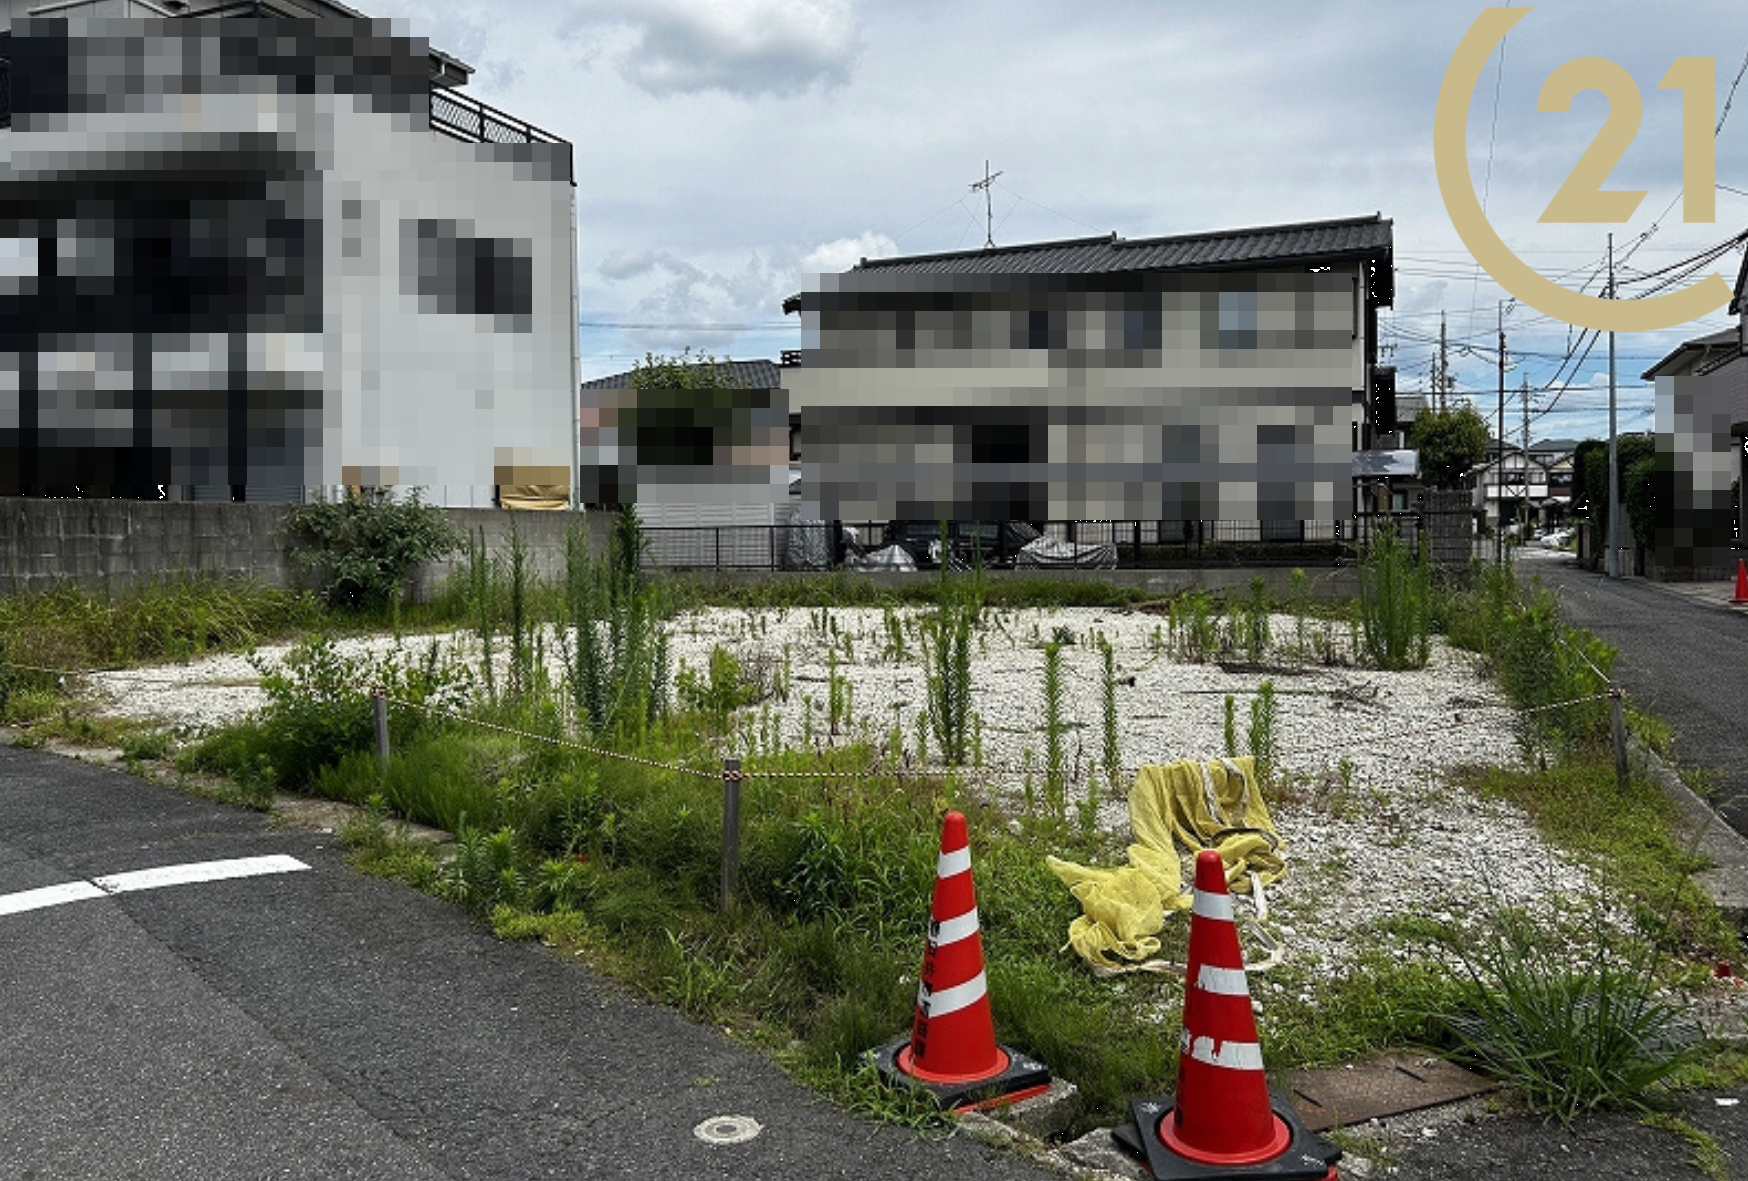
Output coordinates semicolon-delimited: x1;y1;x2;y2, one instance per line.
596;249;793;353
599;250;658;281
563;0;858;98
799;232;899;278
1395;279;1449;316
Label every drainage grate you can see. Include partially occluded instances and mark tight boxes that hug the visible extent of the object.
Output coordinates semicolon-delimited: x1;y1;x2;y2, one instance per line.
1285;1054;1496;1132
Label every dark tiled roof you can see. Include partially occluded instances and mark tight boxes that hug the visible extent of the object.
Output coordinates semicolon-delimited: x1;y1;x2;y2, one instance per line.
845;214;1391;276
581;359;784;390
779;215;1394;315
1640;326;1741;381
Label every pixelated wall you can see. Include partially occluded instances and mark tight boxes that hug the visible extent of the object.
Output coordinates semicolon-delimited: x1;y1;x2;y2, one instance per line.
579;380;789;519
788;271;1358;524
1654;360;1748;578
0;14;574;504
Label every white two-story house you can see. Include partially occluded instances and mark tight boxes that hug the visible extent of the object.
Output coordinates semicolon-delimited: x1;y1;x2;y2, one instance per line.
0;0;578;507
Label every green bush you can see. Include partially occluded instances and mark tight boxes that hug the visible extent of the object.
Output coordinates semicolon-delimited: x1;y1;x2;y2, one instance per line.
923;577;979;767
559;512;671;738
281;488;461;610
1357;522;1429;670
183;633;473;792
676;644;760;720
448;825;526;912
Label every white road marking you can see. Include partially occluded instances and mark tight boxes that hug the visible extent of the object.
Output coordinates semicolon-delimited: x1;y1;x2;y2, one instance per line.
0;881;107;917
0;854;310;917
92;854;310;895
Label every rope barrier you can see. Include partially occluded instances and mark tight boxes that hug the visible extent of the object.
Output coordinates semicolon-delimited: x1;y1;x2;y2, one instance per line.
0;653;1620;790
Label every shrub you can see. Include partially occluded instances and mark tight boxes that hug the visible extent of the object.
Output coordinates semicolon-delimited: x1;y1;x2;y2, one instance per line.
1357;522;1430;670
281;488;461;611
559;512;671;737
448;825;526;912
923;577;979;767
1169;591;1219;663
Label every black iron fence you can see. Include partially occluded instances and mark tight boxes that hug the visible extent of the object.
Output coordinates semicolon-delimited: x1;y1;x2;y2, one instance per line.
430;85;564;148
636;515;1464;573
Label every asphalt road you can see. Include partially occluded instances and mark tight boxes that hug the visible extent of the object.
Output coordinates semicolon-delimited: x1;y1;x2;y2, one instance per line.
1516;550;1748;835
0;746;1055;1180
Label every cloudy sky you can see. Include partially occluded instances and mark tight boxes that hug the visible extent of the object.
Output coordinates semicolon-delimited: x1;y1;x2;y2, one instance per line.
374;0;1747;446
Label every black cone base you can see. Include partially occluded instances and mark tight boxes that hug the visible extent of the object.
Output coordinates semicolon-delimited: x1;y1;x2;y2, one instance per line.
870;1038;1052;1110
1111;1092;1341;1180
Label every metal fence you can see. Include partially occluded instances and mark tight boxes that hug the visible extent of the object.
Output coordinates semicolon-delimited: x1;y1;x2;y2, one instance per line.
634;518;1455;572
430;86;564;147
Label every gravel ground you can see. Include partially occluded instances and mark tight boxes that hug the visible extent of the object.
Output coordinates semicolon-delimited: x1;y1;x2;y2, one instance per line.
80;604;1613;990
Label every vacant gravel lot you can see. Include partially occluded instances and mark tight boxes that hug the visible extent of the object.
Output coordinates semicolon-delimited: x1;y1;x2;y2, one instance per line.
80;603;1610;989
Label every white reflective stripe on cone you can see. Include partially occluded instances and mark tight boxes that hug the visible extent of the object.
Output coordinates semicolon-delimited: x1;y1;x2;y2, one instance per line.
1180;1030;1266;1071
1191;888;1234;921
928;907;979;947
916;970;987;1018
936;846;971;878
1195;964;1250;996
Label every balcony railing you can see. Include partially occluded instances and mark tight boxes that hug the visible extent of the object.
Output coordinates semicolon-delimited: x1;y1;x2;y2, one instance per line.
429;85;563;147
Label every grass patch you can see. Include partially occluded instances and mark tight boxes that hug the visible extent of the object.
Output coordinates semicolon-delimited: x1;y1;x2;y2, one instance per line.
1453;756;1735;956
1430;904;1702;1124
0;575;320;675
1641;1111;1729;1181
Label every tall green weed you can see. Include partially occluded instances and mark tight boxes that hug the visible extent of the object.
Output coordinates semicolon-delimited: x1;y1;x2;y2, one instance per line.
1357;522;1430;670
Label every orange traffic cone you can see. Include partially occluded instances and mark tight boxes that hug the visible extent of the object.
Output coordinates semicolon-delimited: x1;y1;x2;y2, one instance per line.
1114;850;1341;1180
873;811;1051;1109
1731;559;1748;604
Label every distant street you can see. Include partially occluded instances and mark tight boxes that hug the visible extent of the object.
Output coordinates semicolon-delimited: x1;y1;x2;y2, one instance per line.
0;747;1054;1181
1517;550;1748;834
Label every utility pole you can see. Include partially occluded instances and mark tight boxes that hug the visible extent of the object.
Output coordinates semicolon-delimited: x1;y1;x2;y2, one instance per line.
1437;312;1449;414
1606;233;1620;579
1521;376;1532;535
1496;304;1506;566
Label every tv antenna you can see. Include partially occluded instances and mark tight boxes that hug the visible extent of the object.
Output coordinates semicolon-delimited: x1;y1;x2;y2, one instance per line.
970;160;1003;248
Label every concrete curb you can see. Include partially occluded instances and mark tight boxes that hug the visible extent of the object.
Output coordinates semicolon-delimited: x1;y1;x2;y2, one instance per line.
1633;735;1748;928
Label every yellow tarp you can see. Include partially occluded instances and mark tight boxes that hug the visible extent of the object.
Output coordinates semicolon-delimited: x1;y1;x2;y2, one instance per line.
1046;757;1285;974
499;484;570;511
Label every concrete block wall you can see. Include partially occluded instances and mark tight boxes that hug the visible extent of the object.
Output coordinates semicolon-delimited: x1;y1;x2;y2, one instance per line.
0;499;616;600
412;509;614;600
1;499;291;596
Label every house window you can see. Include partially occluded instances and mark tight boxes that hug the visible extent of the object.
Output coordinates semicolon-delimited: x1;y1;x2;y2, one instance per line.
1121;294;1161;351
1218;290;1257;349
1025;307;1065;351
404;219;532;331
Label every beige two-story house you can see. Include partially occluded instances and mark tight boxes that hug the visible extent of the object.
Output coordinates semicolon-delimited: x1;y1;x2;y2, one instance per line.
779;214;1395;534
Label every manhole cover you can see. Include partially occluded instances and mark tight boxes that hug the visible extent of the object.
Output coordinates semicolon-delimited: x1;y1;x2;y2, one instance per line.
1285;1054;1495;1132
693;1115;763;1145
